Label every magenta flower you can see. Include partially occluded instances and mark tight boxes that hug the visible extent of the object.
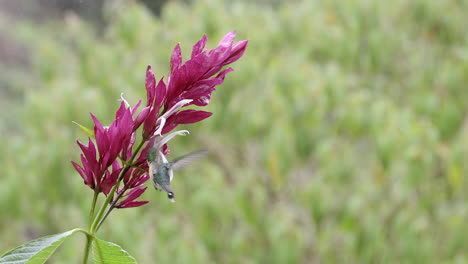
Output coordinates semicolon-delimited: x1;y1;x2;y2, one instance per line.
165;31;248;109
72;102;134;192
113;166;150;208
72;31;248;209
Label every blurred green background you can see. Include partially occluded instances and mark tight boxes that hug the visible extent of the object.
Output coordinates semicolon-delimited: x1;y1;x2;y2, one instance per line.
1;0;468;263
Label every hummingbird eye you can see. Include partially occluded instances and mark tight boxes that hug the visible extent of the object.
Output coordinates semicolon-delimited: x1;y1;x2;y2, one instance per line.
167;192;175;199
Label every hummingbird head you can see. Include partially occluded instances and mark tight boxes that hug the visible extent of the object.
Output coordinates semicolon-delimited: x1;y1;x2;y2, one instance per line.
147;148;157;162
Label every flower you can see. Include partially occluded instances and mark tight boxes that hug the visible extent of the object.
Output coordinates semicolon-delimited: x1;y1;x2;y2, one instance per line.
72;102;134;192
72;31;248;208
165;31;248;109
142;30;248;138
113;166;150;208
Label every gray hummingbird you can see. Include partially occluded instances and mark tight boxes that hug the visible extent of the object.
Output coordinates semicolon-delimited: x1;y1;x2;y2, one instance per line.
147;147;208;202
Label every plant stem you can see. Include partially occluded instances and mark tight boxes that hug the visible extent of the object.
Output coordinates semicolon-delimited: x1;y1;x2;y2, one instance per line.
82;233;93;264
95;185;128;232
82;190;99;263
89;140;146;233
88;190;99;226
95;205;114;232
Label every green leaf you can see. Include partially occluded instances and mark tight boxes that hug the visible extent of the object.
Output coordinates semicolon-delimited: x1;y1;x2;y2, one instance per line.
0;228;81;264
93;237;137;264
72;121;95;137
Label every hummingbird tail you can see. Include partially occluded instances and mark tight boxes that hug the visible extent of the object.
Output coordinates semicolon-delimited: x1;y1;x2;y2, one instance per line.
168;192;175;203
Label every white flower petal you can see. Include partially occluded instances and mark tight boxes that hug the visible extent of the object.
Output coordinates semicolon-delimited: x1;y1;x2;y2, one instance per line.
161;99;193;120
119;93;130;108
159;151;169;163
157;129;189;148
153;117;166;137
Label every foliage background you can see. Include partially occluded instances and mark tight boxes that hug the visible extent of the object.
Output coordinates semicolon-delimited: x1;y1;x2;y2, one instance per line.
1;0;468;263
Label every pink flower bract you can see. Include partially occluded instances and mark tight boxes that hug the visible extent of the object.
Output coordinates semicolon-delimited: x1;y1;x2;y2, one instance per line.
72;31;248;208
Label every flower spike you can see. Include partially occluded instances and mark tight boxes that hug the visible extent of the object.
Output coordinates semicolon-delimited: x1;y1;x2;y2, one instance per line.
72;31;247;209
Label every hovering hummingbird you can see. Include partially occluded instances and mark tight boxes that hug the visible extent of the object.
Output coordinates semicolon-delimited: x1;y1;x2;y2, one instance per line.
147;147;208;202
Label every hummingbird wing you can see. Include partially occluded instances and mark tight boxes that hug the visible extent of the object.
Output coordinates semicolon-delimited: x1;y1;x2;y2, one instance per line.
170;149;209;171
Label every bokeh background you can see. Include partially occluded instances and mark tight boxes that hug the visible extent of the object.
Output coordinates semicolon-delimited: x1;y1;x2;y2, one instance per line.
1;0;468;263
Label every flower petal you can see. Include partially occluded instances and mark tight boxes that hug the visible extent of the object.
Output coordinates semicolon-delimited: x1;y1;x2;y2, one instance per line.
170;44;183;72
161;110;212;134
154;78;167;111
118;200;149;208
145;65;156;106
191;34;208;59
77;139;98;172
218;30;236;48
117;186;148;208
223;40;248;65
91;113;108;156
180;68;234;106
135;106;150;131
71;161;94;189
142;106;159;140
131;100;142;116
156;129;189;149
153;116;166;137
161;99;193;120
119;93;130;108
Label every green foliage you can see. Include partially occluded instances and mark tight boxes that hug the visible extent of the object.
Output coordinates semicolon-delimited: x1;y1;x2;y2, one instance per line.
1;0;468;263
93;237;137;264
0;229;80;264
0;229;137;264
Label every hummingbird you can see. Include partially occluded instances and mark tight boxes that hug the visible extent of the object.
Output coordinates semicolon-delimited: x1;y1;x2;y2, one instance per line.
147;147;208;202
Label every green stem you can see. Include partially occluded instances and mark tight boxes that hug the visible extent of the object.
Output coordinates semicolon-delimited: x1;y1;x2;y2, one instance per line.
89;172;123;233
82;189;99;263
95;205;114;232
82;232;93;264
89;140;146;233
88;190;99;226
95;185;128;232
